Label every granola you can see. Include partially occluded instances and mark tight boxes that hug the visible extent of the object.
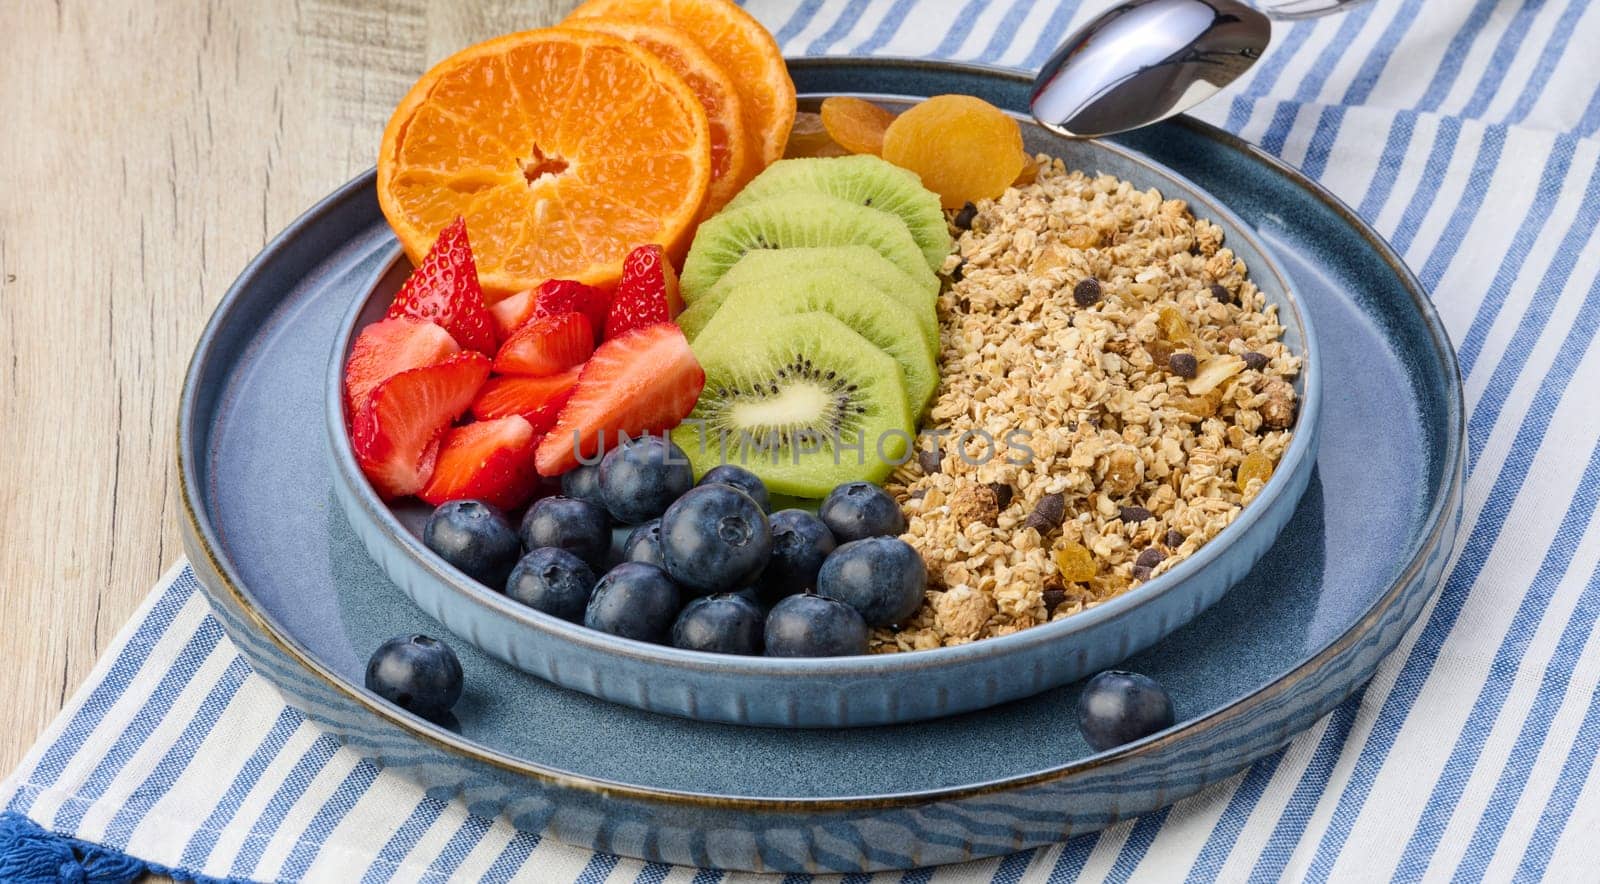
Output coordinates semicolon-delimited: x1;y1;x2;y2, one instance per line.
876;155;1301;653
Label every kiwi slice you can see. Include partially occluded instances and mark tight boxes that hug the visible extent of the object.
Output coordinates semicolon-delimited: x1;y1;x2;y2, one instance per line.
680;246;938;350
671;312;915;498
726;156;952;273
680;192;939;302
692;271;939;411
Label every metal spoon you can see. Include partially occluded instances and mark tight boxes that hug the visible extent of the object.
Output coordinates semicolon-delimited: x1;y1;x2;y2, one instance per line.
1030;0;1272;139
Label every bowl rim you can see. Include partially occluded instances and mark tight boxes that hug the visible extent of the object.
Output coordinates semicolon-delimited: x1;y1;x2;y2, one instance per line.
178;57;1463;810
322;95;1323;680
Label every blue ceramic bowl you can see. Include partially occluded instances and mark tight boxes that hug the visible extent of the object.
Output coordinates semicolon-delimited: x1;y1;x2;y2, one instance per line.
326;107;1323;728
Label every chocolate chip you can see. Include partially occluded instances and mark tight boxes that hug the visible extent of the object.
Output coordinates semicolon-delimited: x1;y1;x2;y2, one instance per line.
1042;585;1068;614
958;296;972;311
1242;351;1269;371
952;201;978;230
987;482;1014;511
949;257;966;283
918;446;942;475
1210;282;1232;305
1133;565;1155;581
1023;492;1066;533
1165;529;1186;548
1169;352;1198;379
1073;278;1102;307
1119;506;1152;523
908;489;926;501
1135;548;1166;569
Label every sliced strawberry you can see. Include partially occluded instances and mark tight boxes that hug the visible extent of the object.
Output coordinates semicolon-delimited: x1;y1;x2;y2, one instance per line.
494;311;594;377
387;217;498;354
535;323;705;476
352;351;491;499
472;368;582;434
489;288;536;340
533;279;611;336
344;317;460;416
418;415;541;510
605;244;682;339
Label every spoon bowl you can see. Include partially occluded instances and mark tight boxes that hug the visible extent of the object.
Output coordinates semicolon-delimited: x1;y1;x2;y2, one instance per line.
1031;0;1272;139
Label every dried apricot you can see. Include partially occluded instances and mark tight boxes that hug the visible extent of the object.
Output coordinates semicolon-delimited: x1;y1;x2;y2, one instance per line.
1237;451;1274;492
881;95;1025;209
820;96;896;156
785;111;849;158
1054;541;1097;583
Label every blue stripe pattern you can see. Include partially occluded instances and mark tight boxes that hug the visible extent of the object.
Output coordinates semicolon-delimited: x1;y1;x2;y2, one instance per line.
6;2;1600;880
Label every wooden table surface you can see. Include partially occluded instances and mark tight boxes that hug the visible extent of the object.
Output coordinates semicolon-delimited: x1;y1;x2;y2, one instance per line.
1;0;578;780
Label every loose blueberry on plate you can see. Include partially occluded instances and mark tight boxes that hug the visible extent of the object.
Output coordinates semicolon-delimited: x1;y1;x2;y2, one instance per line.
697;464;770;512
504;547;596;622
598;435;695;524
818;481;906;542
364;634;464;722
756;509;836;604
1076;670;1176;752
671;593;766;655
764;593;869;657
817;536;926;627
584;562;682;643
422;500;521;588
519;495;611;572
560;462;607;508
660;484;772;596
622;518;665;567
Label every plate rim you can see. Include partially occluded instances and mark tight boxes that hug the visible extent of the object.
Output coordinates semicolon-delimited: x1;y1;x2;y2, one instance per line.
177;57;1464;811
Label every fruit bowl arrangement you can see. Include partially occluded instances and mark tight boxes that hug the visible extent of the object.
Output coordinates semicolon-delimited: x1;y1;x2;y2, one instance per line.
325;0;1320;728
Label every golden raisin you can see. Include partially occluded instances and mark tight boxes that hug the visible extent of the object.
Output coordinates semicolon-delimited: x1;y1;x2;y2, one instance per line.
785;111;849;158
1157;306;1194;344
1237;451;1275;492
820;96;897;156
1053;541;1097;583
881;95;1026;209
1063;225;1099;249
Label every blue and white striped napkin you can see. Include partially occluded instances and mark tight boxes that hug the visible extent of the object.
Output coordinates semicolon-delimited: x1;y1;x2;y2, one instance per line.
9;1;1600;880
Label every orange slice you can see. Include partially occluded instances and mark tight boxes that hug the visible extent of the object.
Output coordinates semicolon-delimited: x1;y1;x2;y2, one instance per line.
565;19;750;218
565;0;796;170
377;28;711;298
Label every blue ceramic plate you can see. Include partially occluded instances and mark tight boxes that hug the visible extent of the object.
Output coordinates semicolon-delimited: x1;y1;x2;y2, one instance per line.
323;98;1323;729
178;59;1462;873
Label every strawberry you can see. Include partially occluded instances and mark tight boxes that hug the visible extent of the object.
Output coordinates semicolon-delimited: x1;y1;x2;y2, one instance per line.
604;244;682;339
343;317;460;416
418;415;541;510
489;288;536;340
494;311;594;377
533;279;611;336
472;369;582;434
535;323;705;476
386;217;498;354
352;351;491;499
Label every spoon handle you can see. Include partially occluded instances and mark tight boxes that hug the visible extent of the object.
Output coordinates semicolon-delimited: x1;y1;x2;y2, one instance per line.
1249;0;1372;19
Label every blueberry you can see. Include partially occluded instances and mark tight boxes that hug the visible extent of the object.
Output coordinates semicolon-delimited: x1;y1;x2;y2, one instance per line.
755;509;836;604
519;496;611;572
583;562;682;643
1075;670;1176;751
504;547;596;622
598;435;695;524
817;537;926;626
764;593;869;657
365;634;463;721
660;484;772;596
818;481;905;542
422;500;521;588
697;464;771;512
622;518;665;567
560;462;607;508
671;594;765;655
